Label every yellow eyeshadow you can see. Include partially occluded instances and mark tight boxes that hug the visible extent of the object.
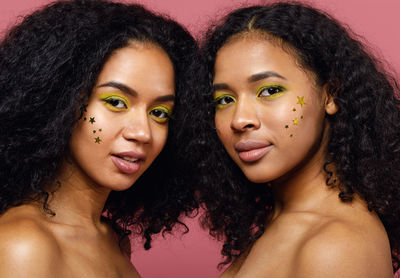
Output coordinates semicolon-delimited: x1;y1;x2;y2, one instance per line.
256;84;287;99
149;105;172;123
98;92;130;111
214;93;236;109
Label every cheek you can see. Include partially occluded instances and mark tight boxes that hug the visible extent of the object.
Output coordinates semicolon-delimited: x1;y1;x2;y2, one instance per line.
215;114;231;144
81;112;113;145
150;124;169;154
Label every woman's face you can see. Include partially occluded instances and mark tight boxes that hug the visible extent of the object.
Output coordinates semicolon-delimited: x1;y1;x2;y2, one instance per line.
213;35;335;183
68;42;175;191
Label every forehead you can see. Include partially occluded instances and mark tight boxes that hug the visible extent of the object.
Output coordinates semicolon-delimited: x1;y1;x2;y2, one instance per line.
213;34;316;86
97;42;175;90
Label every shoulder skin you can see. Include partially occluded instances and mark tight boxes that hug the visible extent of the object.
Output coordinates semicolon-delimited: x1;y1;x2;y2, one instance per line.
0;216;62;278
294;220;393;278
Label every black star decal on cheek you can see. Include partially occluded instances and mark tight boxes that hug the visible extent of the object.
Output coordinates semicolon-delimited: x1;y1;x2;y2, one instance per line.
80;104;88;113
89;117;95;124
94;137;101;144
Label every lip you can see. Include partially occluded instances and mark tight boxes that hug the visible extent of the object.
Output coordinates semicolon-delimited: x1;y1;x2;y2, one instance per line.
111;151;146;174
235;141;272;163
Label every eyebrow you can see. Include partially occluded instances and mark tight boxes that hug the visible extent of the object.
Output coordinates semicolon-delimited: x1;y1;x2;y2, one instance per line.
248;71;286;83
213;71;287;92
97;81;175;102
212;83;229;92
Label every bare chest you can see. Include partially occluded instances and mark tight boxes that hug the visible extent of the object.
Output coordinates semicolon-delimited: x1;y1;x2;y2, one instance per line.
221;216;318;278
55;236;139;278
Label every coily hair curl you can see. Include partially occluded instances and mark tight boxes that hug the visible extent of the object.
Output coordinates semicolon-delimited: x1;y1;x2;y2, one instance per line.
0;0;199;250
195;2;400;269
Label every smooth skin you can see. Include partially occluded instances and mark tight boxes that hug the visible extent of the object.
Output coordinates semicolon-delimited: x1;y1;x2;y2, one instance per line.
0;42;175;278
213;34;392;278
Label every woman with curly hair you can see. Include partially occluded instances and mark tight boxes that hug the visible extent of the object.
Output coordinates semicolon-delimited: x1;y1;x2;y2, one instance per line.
0;0;198;276
196;2;400;277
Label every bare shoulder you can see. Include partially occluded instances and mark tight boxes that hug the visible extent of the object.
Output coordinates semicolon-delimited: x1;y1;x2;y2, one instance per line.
0;208;62;277
295;219;393;278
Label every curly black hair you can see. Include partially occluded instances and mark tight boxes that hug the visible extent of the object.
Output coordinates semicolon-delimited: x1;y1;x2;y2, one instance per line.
0;0;199;251
195;1;400;270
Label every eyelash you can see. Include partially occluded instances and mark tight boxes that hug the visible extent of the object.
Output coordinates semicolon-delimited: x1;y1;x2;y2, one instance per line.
214;94;236;109
149;106;172;123
256;84;286;99
102;96;129;111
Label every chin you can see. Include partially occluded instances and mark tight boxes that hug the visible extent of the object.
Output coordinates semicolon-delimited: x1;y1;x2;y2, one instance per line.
99;175;139;191
241;170;273;184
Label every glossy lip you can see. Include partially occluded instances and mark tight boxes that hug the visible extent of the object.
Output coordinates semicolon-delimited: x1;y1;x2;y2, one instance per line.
235;140;273;163
111;151;146;174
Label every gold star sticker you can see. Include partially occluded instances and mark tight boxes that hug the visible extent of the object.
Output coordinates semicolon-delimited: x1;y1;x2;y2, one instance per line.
297;96;306;108
89;117;95;124
94;137;101;144
293;118;299;125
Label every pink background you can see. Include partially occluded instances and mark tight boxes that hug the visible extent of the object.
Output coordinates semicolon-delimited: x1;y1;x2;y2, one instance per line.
1;0;399;277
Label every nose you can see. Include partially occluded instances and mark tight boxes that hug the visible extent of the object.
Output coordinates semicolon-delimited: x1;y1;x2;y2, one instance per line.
230;97;260;132
122;108;151;144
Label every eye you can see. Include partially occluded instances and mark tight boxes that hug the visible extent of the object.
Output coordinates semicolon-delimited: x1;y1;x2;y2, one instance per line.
214;94;236;109
149;106;172;123
100;94;130;111
104;98;127;109
257;85;286;99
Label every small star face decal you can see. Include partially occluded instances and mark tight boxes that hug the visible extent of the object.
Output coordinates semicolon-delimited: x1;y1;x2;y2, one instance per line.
82;104;88;112
94;137;101;144
89;117;95;124
297;96;306;107
293;118;299;125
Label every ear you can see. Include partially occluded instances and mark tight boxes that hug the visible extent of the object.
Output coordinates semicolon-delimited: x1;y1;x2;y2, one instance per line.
322;84;338;115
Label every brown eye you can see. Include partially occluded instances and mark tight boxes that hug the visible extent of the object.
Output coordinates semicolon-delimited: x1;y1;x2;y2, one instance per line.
258;86;284;97
106;98;127;108
217;96;235;105
150;109;168;119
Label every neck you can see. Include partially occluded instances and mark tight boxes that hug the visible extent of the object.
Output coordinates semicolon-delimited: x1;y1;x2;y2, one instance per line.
45;159;111;229
271;123;337;218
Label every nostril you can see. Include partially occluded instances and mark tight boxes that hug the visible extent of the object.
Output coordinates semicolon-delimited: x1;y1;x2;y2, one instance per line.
243;123;254;129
